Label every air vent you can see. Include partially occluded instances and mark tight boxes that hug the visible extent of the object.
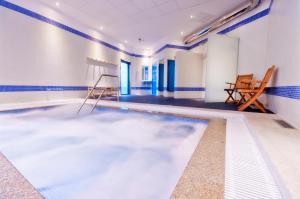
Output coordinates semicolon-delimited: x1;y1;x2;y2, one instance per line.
274;119;295;129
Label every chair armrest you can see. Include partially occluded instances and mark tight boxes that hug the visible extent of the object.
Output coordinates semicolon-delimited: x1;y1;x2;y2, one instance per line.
226;82;235;85
225;82;236;89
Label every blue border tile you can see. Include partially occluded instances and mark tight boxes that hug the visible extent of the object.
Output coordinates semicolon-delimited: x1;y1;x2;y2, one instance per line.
0;1;148;58
131;87;151;90
217;8;270;35
175;87;205;91
131;87;206;92
1;85;299;101
0;0;272;56
4;0;298;101
0;85;88;92
265;86;300;100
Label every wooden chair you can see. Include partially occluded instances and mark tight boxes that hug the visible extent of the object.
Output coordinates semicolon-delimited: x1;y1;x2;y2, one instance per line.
224;74;253;103
237;65;276;112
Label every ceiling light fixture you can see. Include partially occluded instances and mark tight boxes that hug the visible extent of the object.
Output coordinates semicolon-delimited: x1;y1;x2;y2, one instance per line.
190;15;194;19
100;26;104;31
180;31;184;36
55;2;60;7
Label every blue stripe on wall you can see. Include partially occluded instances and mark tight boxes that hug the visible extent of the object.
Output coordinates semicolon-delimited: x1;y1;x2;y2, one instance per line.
131;87;206;91
266;86;300;100
0;1;147;58
217;8;270;35
131;87;151;90
3;0;298;101
175;87;205;91
1;85;299;100
0;0;272;56
0;85;88;92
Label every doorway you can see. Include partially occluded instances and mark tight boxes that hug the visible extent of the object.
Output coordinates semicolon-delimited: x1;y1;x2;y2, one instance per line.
120;60;130;95
152;65;158;95
167;60;175;92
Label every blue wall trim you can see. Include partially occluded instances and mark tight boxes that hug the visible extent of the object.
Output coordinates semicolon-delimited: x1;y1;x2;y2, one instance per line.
265;86;300;100
154;1;273;52
175;87;205;91
0;1;147;58
0;0;272;57
0;85;88;92
4;0;297;100
217;8;270;35
1;85;299;100
131;87;151;90
131;87;205;92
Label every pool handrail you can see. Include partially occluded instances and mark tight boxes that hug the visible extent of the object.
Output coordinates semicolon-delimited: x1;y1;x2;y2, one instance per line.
77;74;119;114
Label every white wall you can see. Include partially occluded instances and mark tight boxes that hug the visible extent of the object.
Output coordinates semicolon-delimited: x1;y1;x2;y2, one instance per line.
0;5;132;104
205;35;239;102
264;0;300;128
174;51;204;99
226;0;300;128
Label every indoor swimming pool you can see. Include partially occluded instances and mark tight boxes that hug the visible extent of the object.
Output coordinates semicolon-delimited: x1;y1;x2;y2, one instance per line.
0;105;208;199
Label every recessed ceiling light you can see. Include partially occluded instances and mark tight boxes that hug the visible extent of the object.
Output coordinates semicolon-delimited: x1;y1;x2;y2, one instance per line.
190;15;194;19
100;26;104;31
55;2;60;7
180;31;184;35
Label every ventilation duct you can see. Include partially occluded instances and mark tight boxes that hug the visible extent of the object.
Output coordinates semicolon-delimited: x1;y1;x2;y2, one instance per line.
183;0;261;45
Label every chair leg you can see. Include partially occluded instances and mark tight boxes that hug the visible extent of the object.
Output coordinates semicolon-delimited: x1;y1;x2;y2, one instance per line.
247;93;267;112
237;92;246;105
238;93;267;112
225;90;235;103
253;99;267;113
238;93;256;111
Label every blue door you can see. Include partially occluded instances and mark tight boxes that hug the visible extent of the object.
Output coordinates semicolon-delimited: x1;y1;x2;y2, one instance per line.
152;65;157;95
120;60;130;95
167;60;175;92
158;63;164;92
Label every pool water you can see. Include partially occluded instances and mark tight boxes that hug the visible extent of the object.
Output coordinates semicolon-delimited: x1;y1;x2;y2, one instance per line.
0;105;207;199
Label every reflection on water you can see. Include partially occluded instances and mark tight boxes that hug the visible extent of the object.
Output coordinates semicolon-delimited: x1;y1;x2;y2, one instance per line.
0;105;207;199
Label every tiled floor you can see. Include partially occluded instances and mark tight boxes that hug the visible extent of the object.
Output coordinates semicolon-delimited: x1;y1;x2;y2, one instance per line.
102;95;273;113
245;114;300;198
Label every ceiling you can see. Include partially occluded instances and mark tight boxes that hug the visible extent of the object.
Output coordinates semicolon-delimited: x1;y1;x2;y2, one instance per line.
35;0;248;52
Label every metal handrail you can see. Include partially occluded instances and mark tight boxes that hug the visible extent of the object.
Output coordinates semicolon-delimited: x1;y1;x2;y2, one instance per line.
77;74;119;114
